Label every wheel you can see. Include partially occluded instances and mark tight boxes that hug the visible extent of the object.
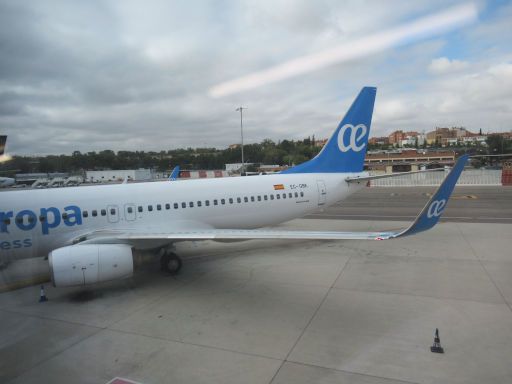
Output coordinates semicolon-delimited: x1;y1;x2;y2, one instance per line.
160;252;182;274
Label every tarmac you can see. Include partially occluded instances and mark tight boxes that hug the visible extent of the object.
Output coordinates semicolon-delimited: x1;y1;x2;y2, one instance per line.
308;185;512;223
1;212;512;383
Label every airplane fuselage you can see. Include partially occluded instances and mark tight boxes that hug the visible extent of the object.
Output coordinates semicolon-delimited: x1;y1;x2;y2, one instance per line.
0;172;365;263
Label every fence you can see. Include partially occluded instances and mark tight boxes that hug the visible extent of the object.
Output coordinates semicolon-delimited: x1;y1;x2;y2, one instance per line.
370;169;502;187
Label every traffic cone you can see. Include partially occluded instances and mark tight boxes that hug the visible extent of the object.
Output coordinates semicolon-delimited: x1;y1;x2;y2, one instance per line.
39;285;48;302
430;328;444;353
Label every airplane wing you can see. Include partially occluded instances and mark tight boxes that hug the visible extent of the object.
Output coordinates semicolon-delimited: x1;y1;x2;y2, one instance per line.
77;155;468;245
345;168;445;183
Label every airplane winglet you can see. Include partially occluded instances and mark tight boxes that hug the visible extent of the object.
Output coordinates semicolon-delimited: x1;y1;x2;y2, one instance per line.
393;154;469;238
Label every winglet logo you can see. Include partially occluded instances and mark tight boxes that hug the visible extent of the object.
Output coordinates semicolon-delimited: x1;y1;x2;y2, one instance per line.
427;199;447;218
337;124;367;152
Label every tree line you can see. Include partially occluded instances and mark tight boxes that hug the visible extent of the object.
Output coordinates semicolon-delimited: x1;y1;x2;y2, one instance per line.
1;134;509;176
0;138;321;175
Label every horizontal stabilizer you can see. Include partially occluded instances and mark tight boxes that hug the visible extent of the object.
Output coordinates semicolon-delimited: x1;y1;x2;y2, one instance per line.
345;168;445;183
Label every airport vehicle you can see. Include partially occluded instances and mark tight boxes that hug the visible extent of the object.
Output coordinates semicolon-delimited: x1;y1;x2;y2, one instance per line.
0;87;468;287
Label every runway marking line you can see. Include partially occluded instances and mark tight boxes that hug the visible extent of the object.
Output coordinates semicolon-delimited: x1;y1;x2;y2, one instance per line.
425;193;478;199
107;378;143;384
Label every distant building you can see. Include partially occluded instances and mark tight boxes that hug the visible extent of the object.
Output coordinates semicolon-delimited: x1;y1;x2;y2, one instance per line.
388;130;405;145
257;164;287;173
369;136;389;145
179;170;227;179
365;149;456;172
426;126;483;146
228;144;241;149
314;138;328;147
225;163;254;173
86;169;152;183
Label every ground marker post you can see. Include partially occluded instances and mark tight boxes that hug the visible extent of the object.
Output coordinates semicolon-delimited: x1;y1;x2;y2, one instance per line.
430;328;444;353
39;285;48;302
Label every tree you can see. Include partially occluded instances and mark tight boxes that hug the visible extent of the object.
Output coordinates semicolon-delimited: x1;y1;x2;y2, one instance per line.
486;134;510;155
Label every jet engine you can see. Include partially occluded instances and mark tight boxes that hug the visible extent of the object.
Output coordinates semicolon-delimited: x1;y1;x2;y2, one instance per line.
49;244;133;287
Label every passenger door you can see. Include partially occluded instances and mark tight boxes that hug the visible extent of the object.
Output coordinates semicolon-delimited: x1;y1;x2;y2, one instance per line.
317;180;327;206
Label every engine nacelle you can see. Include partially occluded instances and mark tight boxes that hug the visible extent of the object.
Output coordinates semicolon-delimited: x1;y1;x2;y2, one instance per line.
49;244;133;287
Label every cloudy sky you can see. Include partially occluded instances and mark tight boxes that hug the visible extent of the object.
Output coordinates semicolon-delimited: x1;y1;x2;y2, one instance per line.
1;0;511;155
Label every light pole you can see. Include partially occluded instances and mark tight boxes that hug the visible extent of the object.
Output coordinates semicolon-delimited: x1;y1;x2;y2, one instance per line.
236;106;247;175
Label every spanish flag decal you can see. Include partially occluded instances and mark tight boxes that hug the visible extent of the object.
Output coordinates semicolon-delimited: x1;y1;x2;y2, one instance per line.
273;184;285;190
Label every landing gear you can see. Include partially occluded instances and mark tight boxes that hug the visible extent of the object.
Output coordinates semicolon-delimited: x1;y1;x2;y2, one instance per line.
160;251;182;274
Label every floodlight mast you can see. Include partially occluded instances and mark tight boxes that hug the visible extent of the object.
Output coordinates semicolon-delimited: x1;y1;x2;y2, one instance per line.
236;106;247;175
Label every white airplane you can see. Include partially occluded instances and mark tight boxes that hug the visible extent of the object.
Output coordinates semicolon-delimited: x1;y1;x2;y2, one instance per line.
0;177;15;188
0;87;468;287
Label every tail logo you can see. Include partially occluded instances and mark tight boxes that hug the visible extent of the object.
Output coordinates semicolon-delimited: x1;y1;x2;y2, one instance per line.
427;199;447;218
337;124;367;152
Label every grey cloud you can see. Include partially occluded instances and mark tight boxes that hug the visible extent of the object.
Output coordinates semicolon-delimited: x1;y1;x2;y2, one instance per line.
0;1;511;156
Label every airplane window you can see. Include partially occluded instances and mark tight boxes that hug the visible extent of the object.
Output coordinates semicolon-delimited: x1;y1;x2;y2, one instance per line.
110;208;116;215
39;216;46;222
237;197;241;203
138;206;143;212
148;205;153;212
101;209;106;216
197;201;202;207
257;196;261;201
174;203;178;209
250;196;255;202
205;200;210;206
189;202;194;207
61;213;68;219
221;199;225;205
165;203;170;210
289;193;293;198
229;198;233;204
92;210;98;217
83;211;89;217
157;204;161;210
28;216;35;223
300;191;304;197
127;207;133;214
16;217;23;224
244;197;248;202
182;202;186;208
276;194;280;199
282;193;286;199
270;195;274;200
264;195;268;200
3;218;10;225
213;199;218;205
294;192;298;198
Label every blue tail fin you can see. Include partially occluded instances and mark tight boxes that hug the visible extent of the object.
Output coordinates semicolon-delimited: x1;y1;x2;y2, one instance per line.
281;86;376;174
169;166;180;181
